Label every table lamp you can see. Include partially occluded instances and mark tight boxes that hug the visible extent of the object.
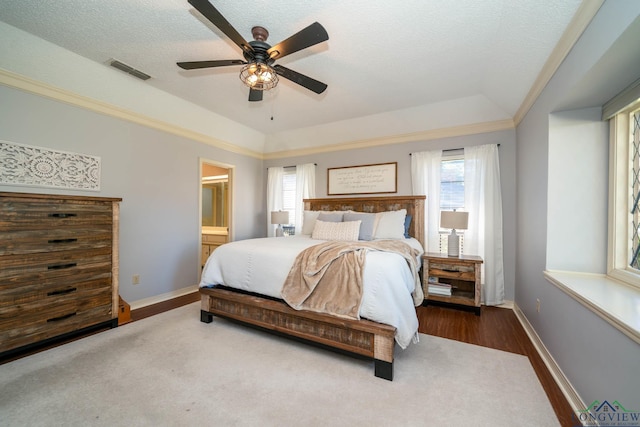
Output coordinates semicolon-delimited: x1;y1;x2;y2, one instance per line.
440;210;468;257
271;211;289;237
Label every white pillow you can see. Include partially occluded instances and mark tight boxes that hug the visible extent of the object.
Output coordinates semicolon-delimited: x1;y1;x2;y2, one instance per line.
302;210;321;235
374;209;407;239
312;220;361;241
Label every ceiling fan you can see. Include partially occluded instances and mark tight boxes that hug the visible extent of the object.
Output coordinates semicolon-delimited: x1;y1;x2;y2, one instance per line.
177;0;329;102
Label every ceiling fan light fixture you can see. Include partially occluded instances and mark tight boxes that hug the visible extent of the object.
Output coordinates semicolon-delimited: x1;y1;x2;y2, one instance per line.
239;62;278;91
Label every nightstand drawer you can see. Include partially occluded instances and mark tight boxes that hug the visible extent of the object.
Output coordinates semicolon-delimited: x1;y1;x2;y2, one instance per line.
428;262;476;281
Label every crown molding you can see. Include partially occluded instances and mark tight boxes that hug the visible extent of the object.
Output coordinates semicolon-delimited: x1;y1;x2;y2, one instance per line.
0;68;514;160
263;119;515;160
0;68;263;159
514;0;604;125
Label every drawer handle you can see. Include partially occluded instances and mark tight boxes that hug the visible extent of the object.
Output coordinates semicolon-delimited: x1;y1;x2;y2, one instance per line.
48;213;77;218
47;312;77;322
47;263;77;270
48;238;78;244
47;287;77;296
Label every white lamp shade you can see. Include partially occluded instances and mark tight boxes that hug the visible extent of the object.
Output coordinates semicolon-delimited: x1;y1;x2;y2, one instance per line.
440;211;468;230
271;211;289;225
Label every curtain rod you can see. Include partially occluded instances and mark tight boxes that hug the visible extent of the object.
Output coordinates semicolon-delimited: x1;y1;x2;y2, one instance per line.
409;144;500;155
268;163;317;169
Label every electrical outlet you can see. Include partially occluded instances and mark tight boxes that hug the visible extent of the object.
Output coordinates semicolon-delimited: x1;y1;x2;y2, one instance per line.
536;299;541;313
132;274;140;285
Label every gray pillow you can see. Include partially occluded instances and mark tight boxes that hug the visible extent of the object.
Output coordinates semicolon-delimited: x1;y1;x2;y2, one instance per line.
343;212;376;241
317;212;343;222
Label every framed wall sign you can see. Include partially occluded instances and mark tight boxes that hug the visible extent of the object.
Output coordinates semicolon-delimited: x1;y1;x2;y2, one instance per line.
327;162;397;195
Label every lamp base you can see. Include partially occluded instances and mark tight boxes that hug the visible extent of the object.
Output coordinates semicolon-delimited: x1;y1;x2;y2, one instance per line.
275;225;284;237
447;230;460;257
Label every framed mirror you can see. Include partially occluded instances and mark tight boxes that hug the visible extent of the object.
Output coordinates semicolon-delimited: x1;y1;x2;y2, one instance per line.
202;165;229;228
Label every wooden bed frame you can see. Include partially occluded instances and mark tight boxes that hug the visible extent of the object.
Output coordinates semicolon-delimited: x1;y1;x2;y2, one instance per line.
200;195;425;381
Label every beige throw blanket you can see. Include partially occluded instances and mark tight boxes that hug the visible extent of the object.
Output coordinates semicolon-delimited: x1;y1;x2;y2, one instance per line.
281;240;423;319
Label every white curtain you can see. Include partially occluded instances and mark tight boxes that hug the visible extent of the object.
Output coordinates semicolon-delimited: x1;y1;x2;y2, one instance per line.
294;163;316;235
266;167;284;237
411;150;442;253
464;144;505;305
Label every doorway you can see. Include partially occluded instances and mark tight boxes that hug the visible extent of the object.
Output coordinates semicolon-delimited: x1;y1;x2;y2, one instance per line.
200;159;233;270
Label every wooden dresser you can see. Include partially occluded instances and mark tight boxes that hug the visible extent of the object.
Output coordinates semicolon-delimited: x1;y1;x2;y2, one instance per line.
0;192;121;357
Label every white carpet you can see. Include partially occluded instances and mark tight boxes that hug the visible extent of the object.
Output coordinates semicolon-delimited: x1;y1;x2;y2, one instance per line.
0;303;559;426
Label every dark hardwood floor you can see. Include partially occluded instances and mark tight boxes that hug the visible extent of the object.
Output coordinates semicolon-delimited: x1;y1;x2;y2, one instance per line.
2;293;575;426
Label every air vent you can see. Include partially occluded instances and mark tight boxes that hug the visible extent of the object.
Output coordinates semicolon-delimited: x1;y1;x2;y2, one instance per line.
109;59;151;81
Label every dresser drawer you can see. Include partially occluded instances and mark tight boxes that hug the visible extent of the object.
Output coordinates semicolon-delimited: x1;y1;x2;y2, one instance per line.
0;280;111;319
0;247;112;281
0;200;113;230
1;225;113;256
0;303;113;353
0;268;112;309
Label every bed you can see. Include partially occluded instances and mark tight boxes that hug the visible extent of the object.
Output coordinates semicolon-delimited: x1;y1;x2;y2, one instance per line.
199;195;425;380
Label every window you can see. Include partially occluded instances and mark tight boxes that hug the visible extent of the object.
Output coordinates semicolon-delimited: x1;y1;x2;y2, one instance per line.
440;156;465;211
630;109;640;270
439;154;465;253
609;104;640;288
281;170;296;234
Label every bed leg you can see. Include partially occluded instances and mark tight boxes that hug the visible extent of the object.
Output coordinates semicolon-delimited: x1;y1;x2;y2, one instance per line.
200;310;213;323
374;359;393;381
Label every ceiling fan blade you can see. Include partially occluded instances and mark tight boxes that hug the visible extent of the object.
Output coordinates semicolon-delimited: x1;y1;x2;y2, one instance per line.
273;65;327;94
248;88;263;102
267;22;328;60
177;59;245;70
188;0;253;55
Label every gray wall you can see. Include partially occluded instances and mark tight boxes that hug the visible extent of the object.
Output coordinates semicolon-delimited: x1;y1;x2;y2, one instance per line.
265;129;517;302
547;107;608;272
0;85;265;304
516;0;640;407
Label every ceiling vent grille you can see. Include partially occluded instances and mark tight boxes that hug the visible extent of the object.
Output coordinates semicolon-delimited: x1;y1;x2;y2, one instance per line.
109;59;151;81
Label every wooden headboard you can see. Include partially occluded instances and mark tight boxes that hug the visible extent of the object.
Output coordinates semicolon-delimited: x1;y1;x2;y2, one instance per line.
303;195;426;249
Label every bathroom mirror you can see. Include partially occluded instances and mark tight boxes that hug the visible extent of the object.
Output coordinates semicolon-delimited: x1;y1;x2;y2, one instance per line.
202;165;229;228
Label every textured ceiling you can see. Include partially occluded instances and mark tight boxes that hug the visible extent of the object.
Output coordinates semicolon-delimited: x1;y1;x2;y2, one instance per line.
0;0;583;139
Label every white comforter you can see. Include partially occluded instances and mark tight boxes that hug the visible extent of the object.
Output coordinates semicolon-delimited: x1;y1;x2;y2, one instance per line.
199;235;424;349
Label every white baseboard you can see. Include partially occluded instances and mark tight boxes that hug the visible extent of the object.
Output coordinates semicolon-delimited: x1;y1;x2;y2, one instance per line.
129;285;199;311
512;303;586;414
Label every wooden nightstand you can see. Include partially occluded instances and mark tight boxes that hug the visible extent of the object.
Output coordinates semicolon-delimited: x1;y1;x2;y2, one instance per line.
422;252;483;315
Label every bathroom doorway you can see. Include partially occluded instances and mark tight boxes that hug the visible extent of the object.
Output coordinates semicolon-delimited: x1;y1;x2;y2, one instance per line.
200;159;233;270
